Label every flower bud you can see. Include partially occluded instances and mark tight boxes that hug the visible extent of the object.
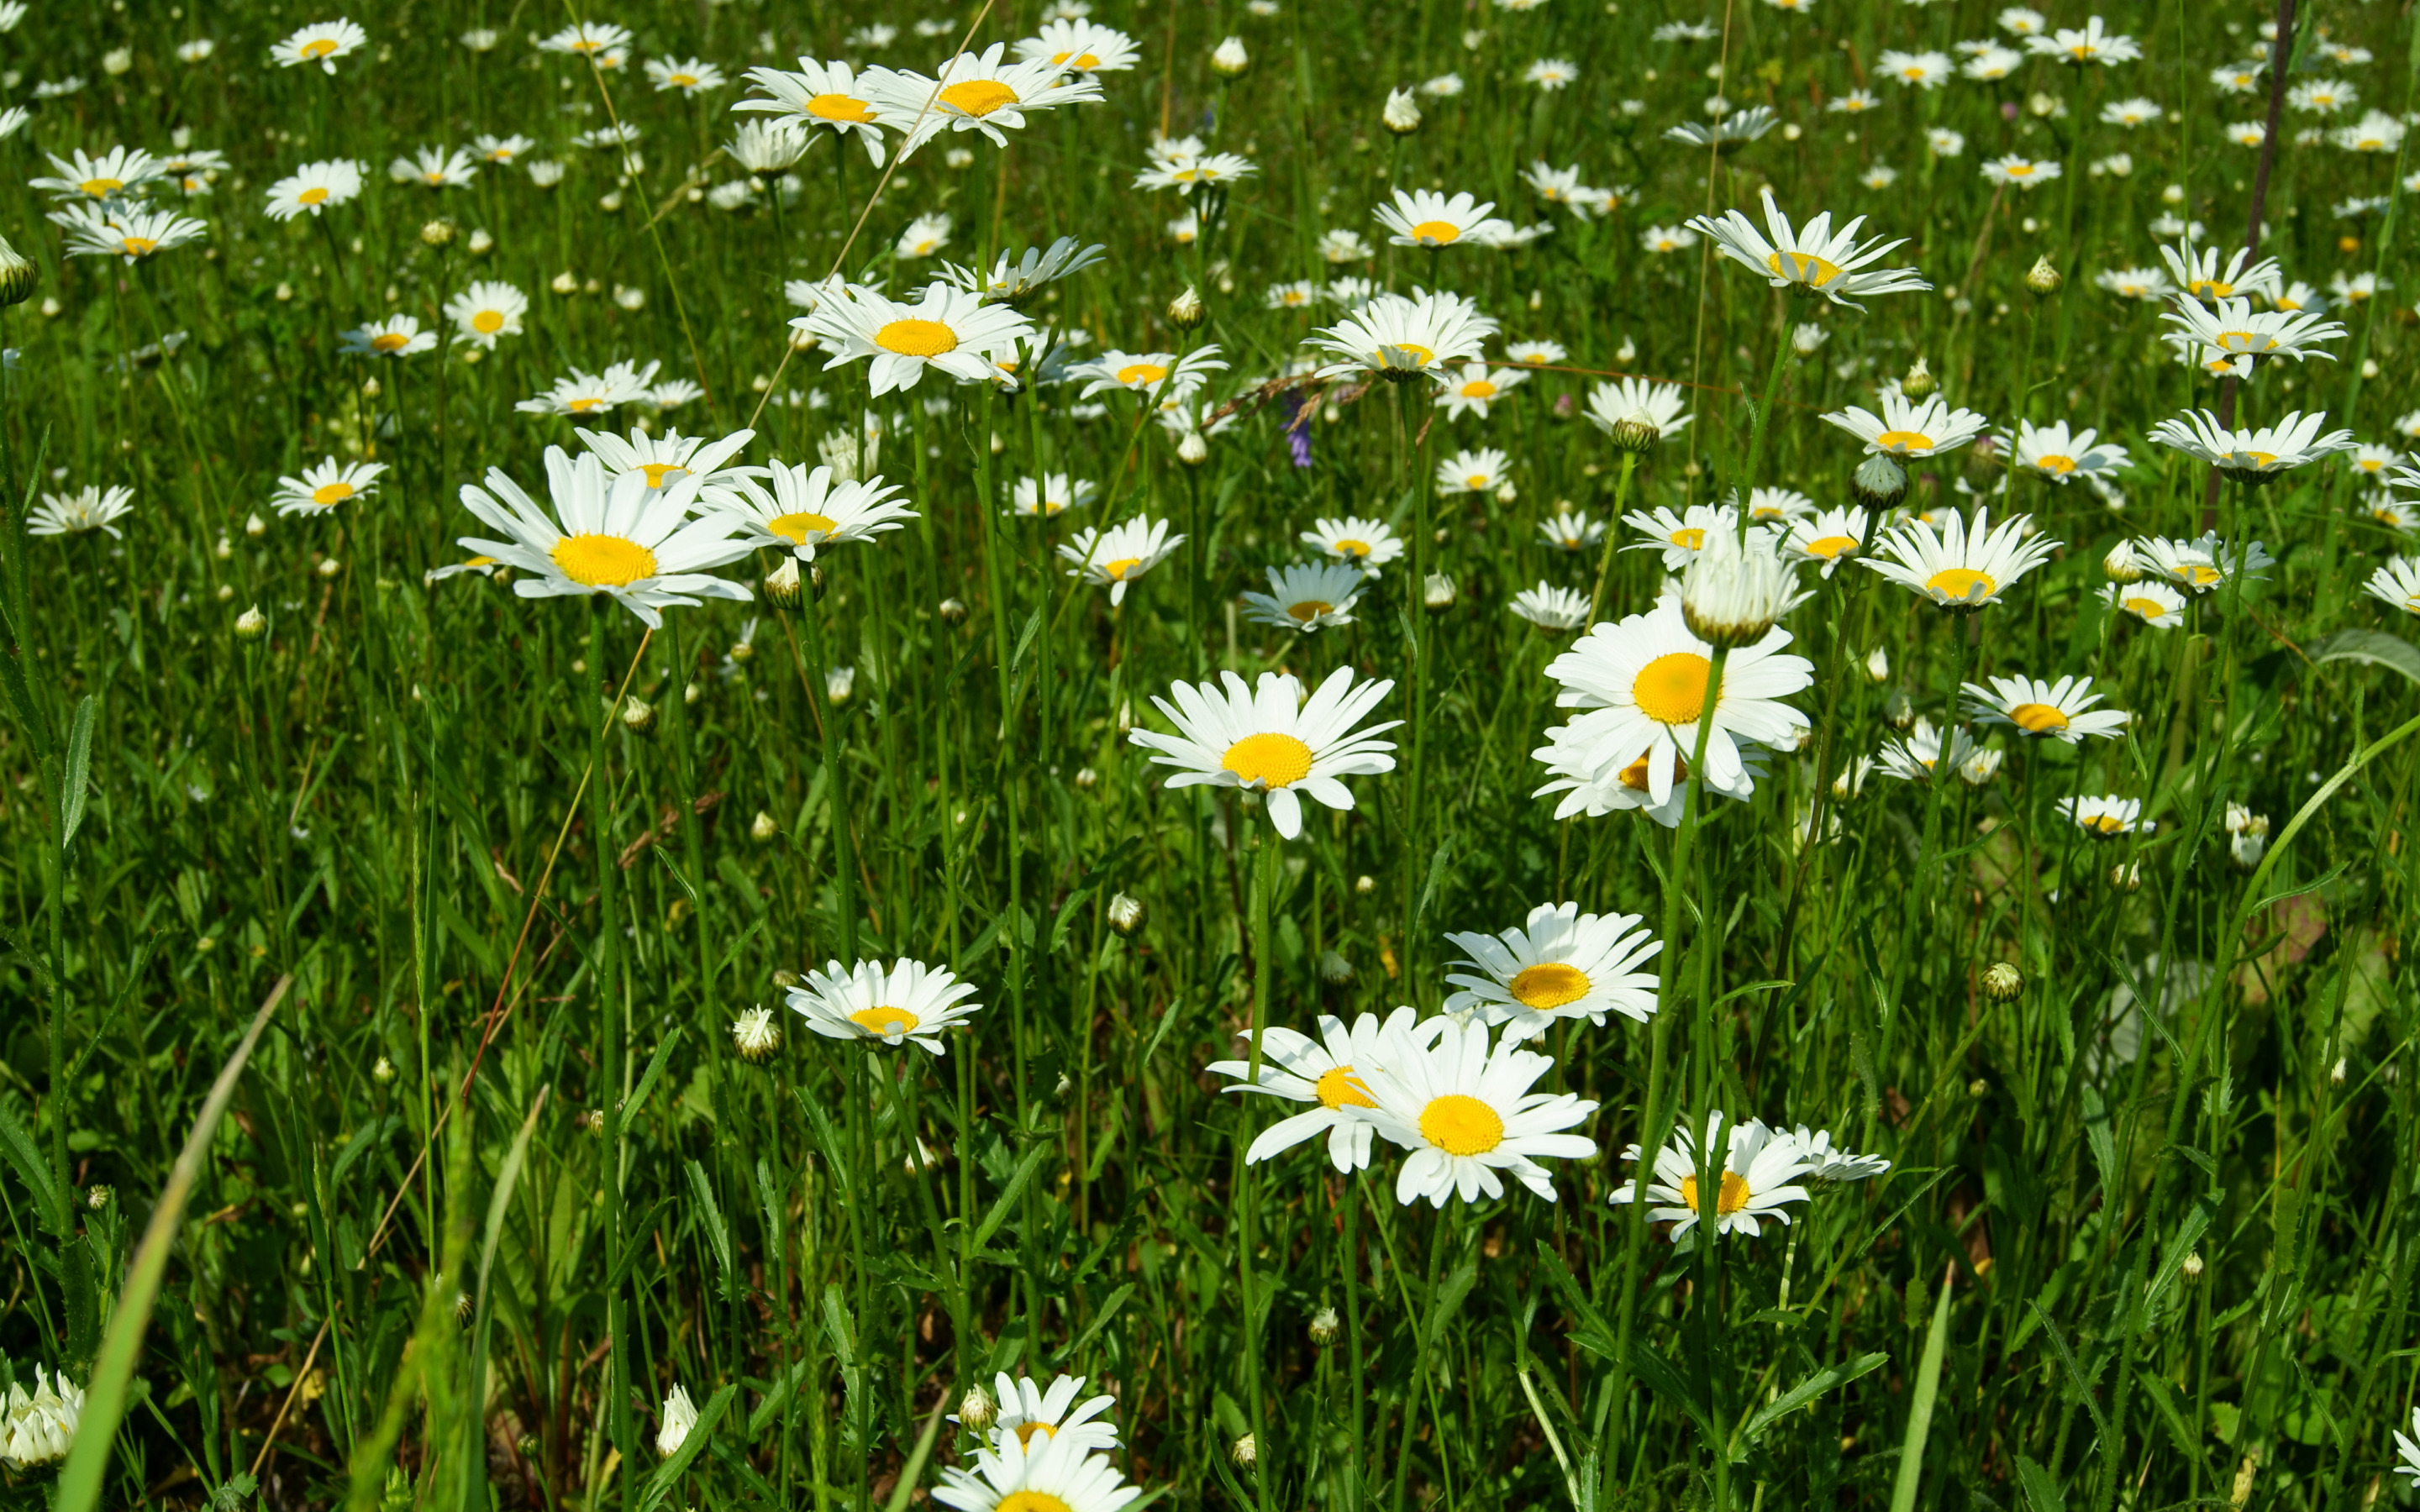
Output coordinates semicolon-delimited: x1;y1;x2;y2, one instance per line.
245;511;268;538
2109;861;2143;892
2329;1056;2347;1086
1680;526;1794;648
1108;891;1144;932
1864;645;1891;683
656;1385;698;1455
1423;572;1456;612
2102;538;2140;583
1210;36;1250;76
2181;1251;2204;1280
1604;412;1664;455
421;218;458;248
1318;949;1353;984
468;228;495;255
1176;430;1210;466
2025;254;2062;295
764;556;804;611
86;1184;112;1209
1310;1306;1342;1345
732;1005;781;1061
372;1054;397;1083
771;969;801;990
938;596;968;623
620;694;657;736
751;810;779;843
1791;322;1829;355
1885;689;1913;729
1168;285;1207;329
1898;356;1937;401
0;235;37;307
1382;87;1422;135
1981;962;2024;1001
825;665;855;705
235;604;268;640
1851;453;1907;508
1355;874;1376;895
1231;1433;1258;1469
1967;1077;1991;1100
956;1385;997;1433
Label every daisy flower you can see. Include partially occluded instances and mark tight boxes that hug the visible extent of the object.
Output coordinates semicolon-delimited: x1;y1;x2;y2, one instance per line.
1505;339;1566;366
1206;1008;1443;1172
1784;1126;1891;1182
1438;447;1513;496
2160;240;2281;302
711;460;917;560
341;316;436;358
516;359;663;417
734;60;899;164
1690;186;1933;309
977;1373;1121;1454
1241;561;1366;633
2361;497;2418;534
272;18;367;72
1297;517;1403;575
1743;487;1815;523
1523;161;1591;207
2391;1410;2420;1488
1539;593;1812;810
1964;674;2129;741
1530;720;1768;825
2131;530;2274;592
445;281;529;348
1928;128;1967;157
473;134;536;164
2161;297;2346;375
2030;18;2140;63
1434;361;1527;420
1067;346;1228;405
31;146;162;202
2007;420;2130;482
1623;502;1741;571
29;486;134;538
1524;58;1579;90
933;1422;1141;1512
263;159;365;218
2363;558;2420;617
1639;224;1700;254
1510;584;1591;633
1353;1019;1599;1206
2094;266;2173;300
1319;228;1375;262
1865;507;2058;611
1613;1111;1813;1239
1783;506;1872;575
1823;392;1990;460
1008;474;1096;517
1132;149;1258;195
937;238;1106;302
454;447;754;626
1877;717;1981;783
1058;517;1185;606
271;459;387;517
786;958;982;1055
1962;46;2025;81
1982;155;2062;190
2332;111;2404;152
1444;901;1660;1038
1265;280;1320;311
1880;50;1954;87
2287;78;2355;113
1014;20;1140;76
577;427;756;493
2104;580;2187;627
1826;89;1881;114
1128;664;1399;838
1586;377;1691;444
1538;509;1603;552
1997;8;2047;35
647;56;726;94
538;22;633;61
798;282;1035;394
2146;408;2354;483
1372;187;1518;249
2059;794;2151;837
390;145;477;188
895;213;952;259
876;44;1105;157
58;205;207;262
1305;288;1495;385
2101;97;2161;127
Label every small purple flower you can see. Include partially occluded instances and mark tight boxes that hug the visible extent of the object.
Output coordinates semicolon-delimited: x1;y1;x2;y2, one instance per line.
1282;394;1314;468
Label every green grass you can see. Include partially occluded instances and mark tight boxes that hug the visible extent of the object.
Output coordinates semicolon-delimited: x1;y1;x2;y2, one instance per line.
0;2;2417;1510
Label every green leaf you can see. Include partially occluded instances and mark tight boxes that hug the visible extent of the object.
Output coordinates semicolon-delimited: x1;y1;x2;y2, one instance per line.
882;1399;950;1512
58;694;95;850
621;1028;681;1135
684;1160;734;1293
2305;627;2420;684
1055;1284;1136;1365
1735;1352;1887;1452
1887;1268;1958;1512
637;1383;737;1512
0;1096;67;1239
971;1141;1053;1251
2013;1454;2065;1512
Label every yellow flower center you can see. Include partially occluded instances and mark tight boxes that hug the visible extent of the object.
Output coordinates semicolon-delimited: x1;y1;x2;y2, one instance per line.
473;309;506;333
1334;539;1371;559
1379;343;1435;367
634;463;687;488
1117;361;1171;386
371;333;412;353
82;176;124;197
1053;50;1103;69
1286;599;1334;622
2227;453;2277;471
567;396;606;413
1633;651;1713;725
2007;163;2037;177
311;481;356;507
1670;528;1706;550
1468;475;1492;491
298;186;332;206
2187;278;2233;298
769;511;839;543
849;1005;920;1036
1314;1066;1377;1110
1679;1171;1751;1216
1509;963;1591;1010
809;93;876;123
1461;380;1498;399
2034;454;2076;474
1012;1422;1056;1447
1222;731;1315;787
1409;218;1463;244
1101;556;1142;580
2171;563;2223;586
940;78;1019;116
1618;752;1686;791
1925;567;1997;603
121;237;158;256
302;37;339;59
1418;1094;1506;1156
669;72;697;87
2123;596;2168;620
2009;702;2070;733
876;318;959;356
1873;429;1936;454
1803;533;1858;560
997;1494;1074;1512
1767;249;1847;287
2087;814;2127;835
551;533;659;586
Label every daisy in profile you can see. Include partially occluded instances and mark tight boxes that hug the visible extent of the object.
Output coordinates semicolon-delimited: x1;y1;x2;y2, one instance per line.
1373;187;1518;249
1353;1019;1598;1206
1613;1111;1813;1240
1068;346;1227;406
1434;360;1527;420
1823;392;1990;459
2161;296;2346;376
539;21;634;62
1742;488;1814;524
2094;266;2173;301
1206;1008;1443;1171
1691;186;1933;309
1784;1126;1891;1182
1964;674;2129;742
578;427;756;493
1242;561;1366;633
473;133;536;164
1009;474;1096;517
1783;506;1871;575
1128;664;1398;838
1864;507;2057;611
1265;280;1320;311
32;146;162;202
1300;516;1404;575
1014;19;1140;76
646;56;725;94
1981;155;2062;190
798;282;1035;393
2361;497;2418;533
2160;239;2281;302
271;458;387;517
2059;793;2151;837
1505;339;1566;365
711;460;917;560
341;316;437;358
2031;17;2140;63
2104;579;2187;628
1439;448;1513;496
1531;720;1768;824
1319;228;1374;263
264;159;364;219
2365;558;2420;616
876;44;1104;156
1058;517;1184;606
1877;717;1981;783
1444;902;1660;1039
58;206;208;262
932;1425;1141;1512
2131;530;2275;592
1879;49;1953;87
1586;377;1691;444
1305;288;1494;385
2349;444;2401;481
734;60;898;164
29;485;134;538
1540;593;1812;809
517;359;663;417
272;18;367;72
445;281;529;348
786;958;982;1055
2146;409;2354;483
2007;420;2130;484
1132;146;1258;195
1639;224;1699;255
454;447;754;626
390;145;477;188
1623;502;1740;571
1511;584;1591;634
2391;1409;2420;1488
979;1373;1121;1454
1538;508;1603;552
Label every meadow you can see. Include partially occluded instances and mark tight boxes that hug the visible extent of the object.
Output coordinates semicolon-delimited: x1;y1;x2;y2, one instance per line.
0;0;2416;1509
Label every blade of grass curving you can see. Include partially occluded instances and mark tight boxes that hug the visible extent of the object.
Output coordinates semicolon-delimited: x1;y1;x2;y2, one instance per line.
1887;1263;1957;1512
54;975;287;1512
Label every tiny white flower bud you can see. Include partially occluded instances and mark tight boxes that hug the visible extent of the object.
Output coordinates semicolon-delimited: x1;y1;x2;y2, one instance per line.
234;604;268;639
1210;36;1250;76
1382;87;1422;135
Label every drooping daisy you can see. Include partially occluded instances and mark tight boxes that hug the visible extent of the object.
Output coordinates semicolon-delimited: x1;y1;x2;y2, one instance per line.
2103;580;2187;628
786;958;982;1054
1058;517;1185;606
1784;1126;1891;1182
455;446;755;626
263;159;365;219
1691;186;1933;309
1623;502;1741;571
876;45;1105;157
272;18;368;72
646;56;726;94
710;460;917;561
1300;516;1406;575
578;427;757;494
1305;288;1495;386
1823;392;1991;459
1877;717;1981;783
445;281;529;348
1438;447;1512;496
932;1420;1142;1512
1067;346;1228;406
516;359;663;418
1530;719;1768;825
1613;1111;1814;1239
1444;901;1660;1039
2364;557;2420;617
1538;509;1603;552
1128;664;1398;838
1241;561;1366;633
2131;530;2274;593
1014;19;1141;76
2146;409;2354;483
1964;674;2130;742
735;60;899;163
937;238;1106;302
1352;1019;1598;1206
1434;361;1528;420
2059;793;2152;837
1783;506;1871;576
389;145;478;188
341;316;437;358
798;282;1036;393
1864;507;2056;611
2007;420;2130;483
1008;473;1097;517
979;1373;1121;1455
1586;377;1691;444
29;486;134;538
1510;584;1591;633
1372;187;1518;249
1539;593;1812;809
1207;1008;1444;1171
271;458;387;517
1981;155;2063;190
